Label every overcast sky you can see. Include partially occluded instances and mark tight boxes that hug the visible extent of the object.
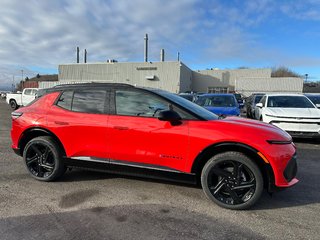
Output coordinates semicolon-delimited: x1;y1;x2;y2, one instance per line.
0;0;320;90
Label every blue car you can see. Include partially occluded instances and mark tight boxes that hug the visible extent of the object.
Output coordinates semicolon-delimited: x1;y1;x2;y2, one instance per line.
195;93;240;116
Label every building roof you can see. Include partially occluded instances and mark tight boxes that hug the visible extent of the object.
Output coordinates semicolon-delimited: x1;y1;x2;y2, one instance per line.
28;74;58;82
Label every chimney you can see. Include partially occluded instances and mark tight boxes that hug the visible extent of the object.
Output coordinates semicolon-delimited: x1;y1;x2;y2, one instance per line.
144;34;148;62
160;49;165;62
177;52;180;61
84;49;87;63
76;47;80;63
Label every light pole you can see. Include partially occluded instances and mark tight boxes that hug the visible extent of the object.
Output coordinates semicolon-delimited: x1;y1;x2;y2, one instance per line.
21;70;24;90
305;74;308;82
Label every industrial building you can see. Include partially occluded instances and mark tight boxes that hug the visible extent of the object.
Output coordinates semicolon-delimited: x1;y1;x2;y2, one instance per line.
39;61;303;97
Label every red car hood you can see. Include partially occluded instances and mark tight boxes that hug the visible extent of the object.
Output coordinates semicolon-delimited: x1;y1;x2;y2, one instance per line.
217;116;292;141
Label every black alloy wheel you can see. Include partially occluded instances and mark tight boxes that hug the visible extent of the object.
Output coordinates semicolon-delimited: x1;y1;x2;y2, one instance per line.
23;136;66;181
201;152;263;210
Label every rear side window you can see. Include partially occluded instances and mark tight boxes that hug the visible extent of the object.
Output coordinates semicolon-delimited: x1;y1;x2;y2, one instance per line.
56;90;107;114
72;90;106;114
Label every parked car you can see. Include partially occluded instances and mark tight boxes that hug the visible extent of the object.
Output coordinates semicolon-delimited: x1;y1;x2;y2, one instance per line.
234;93;245;109
6;88;38;109
255;93;320;138
178;93;196;102
245;93;265;118
11;83;298;210
1;91;11;99
305;93;320;108
195;93;240;116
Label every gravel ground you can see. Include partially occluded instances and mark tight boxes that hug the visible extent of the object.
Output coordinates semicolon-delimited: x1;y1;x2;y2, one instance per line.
0;99;319;240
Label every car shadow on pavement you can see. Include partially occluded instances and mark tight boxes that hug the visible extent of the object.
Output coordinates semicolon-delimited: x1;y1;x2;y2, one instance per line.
0;204;265;240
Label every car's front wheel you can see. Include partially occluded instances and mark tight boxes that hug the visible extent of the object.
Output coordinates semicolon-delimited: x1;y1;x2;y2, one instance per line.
23;136;66;181
201;151;263;210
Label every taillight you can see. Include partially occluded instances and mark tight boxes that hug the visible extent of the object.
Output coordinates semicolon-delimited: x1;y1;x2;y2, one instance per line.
11;112;23;119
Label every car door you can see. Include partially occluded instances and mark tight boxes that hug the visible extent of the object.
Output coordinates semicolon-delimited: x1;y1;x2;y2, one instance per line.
22;89;37;106
107;88;191;172
47;89;110;159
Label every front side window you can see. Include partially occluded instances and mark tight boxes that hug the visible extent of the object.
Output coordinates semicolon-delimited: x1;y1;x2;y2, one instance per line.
24;89;32;95
260;96;267;107
115;90;194;119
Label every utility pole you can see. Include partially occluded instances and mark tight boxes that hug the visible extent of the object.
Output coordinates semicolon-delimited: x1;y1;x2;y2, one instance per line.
12;75;15;92
21;70;24;90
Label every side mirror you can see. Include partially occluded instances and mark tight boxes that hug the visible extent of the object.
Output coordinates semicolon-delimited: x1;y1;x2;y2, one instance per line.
316;104;320;108
256;103;263;108
158;110;182;123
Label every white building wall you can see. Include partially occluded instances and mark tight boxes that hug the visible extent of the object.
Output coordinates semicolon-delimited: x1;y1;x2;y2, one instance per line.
58;61;182;93
192;68;272;93
235;77;304;97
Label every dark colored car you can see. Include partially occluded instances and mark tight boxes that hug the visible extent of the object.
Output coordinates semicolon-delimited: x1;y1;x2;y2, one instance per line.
234;93;244;109
195;93;240;116
245;93;265;118
178;93;196;102
11;83;298;210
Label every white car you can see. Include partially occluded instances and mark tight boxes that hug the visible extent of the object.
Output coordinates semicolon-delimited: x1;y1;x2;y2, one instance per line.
255;93;320;138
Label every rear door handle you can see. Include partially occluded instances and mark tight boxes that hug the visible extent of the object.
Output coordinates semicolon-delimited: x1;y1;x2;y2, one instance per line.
54;121;69;126
113;126;129;130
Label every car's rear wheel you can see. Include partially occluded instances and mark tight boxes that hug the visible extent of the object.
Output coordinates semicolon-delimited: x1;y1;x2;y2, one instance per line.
23;136;66;181
10;99;18;110
201;151;263;210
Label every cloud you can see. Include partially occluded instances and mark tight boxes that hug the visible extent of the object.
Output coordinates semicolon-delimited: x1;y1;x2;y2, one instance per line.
0;0;320;89
0;0;200;88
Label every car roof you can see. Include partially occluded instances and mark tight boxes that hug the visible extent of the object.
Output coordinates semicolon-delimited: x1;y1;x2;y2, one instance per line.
199;93;235;97
264;93;305;97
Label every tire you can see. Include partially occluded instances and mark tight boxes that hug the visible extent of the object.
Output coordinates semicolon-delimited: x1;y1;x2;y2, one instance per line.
23;136;66;181
201;151;263;210
10;99;18;110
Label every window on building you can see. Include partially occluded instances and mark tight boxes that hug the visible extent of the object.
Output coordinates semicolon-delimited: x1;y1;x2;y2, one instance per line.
207;87;229;94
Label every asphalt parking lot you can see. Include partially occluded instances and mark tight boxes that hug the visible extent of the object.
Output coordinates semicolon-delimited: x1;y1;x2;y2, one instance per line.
0;99;319;240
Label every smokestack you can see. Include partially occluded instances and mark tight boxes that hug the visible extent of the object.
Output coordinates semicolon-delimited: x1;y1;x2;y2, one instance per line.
177;52;180;61
76;47;80;63
160;49;165;62
84;49;87;63
144;34;148;62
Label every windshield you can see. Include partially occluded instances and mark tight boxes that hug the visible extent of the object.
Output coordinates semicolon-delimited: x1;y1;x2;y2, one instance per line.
267;96;315;108
196;95;237;107
306;95;320;105
157;91;219;120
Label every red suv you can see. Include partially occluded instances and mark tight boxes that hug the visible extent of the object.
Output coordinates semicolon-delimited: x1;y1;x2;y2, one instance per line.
11;83;298;209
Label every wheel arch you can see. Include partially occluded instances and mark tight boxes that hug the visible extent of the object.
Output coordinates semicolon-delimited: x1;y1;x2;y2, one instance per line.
191;142;274;190
18;127;66;157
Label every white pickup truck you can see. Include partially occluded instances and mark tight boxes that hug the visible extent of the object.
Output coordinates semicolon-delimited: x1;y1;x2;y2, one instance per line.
6;88;39;110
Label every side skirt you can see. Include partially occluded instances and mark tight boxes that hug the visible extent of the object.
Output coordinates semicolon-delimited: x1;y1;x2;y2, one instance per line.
64;157;197;185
